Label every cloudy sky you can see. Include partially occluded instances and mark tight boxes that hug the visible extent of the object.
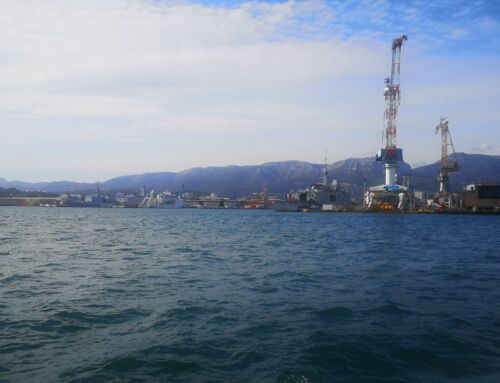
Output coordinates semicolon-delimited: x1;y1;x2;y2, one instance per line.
0;0;499;182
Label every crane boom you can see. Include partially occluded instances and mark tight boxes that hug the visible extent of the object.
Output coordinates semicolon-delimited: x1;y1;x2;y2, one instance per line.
435;117;459;193
376;34;408;190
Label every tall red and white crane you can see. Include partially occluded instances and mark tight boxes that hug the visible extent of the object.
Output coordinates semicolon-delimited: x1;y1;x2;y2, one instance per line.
376;34;408;191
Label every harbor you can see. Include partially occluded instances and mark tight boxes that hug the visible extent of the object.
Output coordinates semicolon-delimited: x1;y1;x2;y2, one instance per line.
2;2;500;383
2;36;498;214
2;180;499;214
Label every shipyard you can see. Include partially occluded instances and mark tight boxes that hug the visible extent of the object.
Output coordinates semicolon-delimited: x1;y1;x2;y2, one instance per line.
1;35;498;214
2;2;500;383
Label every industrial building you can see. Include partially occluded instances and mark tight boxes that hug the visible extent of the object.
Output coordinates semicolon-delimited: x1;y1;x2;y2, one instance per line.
462;183;500;212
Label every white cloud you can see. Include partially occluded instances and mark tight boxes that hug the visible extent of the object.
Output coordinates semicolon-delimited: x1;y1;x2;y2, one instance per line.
470;142;499;154
450;28;468;39
0;0;498;181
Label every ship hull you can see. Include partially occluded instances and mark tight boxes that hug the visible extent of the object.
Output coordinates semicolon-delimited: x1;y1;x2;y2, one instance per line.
147;200;185;209
272;201;309;212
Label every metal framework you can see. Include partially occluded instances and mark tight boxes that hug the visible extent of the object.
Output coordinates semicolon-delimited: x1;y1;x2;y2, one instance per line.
435;117;459;193
377;34;407;190
322;148;329;188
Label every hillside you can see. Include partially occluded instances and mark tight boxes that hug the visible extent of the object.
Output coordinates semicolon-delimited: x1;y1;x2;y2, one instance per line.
1;153;499;196
0;187;58;198
411;153;500;192
0;178;96;193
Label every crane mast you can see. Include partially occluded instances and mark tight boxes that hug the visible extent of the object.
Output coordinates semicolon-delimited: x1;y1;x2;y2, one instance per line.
377;34;407;191
435;117;459;193
322;148;329;188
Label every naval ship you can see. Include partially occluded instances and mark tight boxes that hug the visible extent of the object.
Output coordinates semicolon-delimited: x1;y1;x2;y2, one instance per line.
139;191;185;209
273;161;348;211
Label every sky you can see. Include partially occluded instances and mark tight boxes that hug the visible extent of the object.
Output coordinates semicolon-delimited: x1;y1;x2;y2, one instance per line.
0;0;499;182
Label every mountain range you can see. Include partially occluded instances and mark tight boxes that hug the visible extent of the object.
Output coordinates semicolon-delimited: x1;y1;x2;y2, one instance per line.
1;153;499;197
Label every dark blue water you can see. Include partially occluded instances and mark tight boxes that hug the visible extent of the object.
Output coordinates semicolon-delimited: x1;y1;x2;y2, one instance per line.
1;207;499;382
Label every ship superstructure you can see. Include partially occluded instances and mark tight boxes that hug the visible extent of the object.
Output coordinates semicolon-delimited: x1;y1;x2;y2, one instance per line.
273;153;350;211
140;190;185;209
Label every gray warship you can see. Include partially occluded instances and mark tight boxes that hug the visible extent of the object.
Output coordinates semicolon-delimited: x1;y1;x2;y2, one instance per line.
273;159;349;211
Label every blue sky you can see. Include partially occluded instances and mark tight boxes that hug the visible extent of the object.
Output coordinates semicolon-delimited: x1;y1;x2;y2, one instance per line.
189;0;500;53
0;0;499;182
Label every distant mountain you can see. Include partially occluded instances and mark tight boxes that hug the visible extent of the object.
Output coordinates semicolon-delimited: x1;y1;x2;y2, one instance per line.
328;157;412;187
0;178;96;193
1;153;499;196
411;153;500;192
102;161;325;197
0;187;58;198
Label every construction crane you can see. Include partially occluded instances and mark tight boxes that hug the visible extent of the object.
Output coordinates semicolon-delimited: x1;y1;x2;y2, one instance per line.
435;117;459;193
376;34;408;191
322;148;329;188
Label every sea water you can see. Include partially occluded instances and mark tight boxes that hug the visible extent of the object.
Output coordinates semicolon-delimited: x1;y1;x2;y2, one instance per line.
1;207;499;382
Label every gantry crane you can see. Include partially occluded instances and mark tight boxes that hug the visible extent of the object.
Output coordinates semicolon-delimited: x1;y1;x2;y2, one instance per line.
435;117;459;193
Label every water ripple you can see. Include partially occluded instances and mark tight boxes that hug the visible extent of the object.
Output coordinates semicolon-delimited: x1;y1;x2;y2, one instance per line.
0;208;499;382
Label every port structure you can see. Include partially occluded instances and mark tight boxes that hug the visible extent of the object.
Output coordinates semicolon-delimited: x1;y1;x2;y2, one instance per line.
435;117;459;194
366;35;409;211
322;148;329;188
376;34;407;191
